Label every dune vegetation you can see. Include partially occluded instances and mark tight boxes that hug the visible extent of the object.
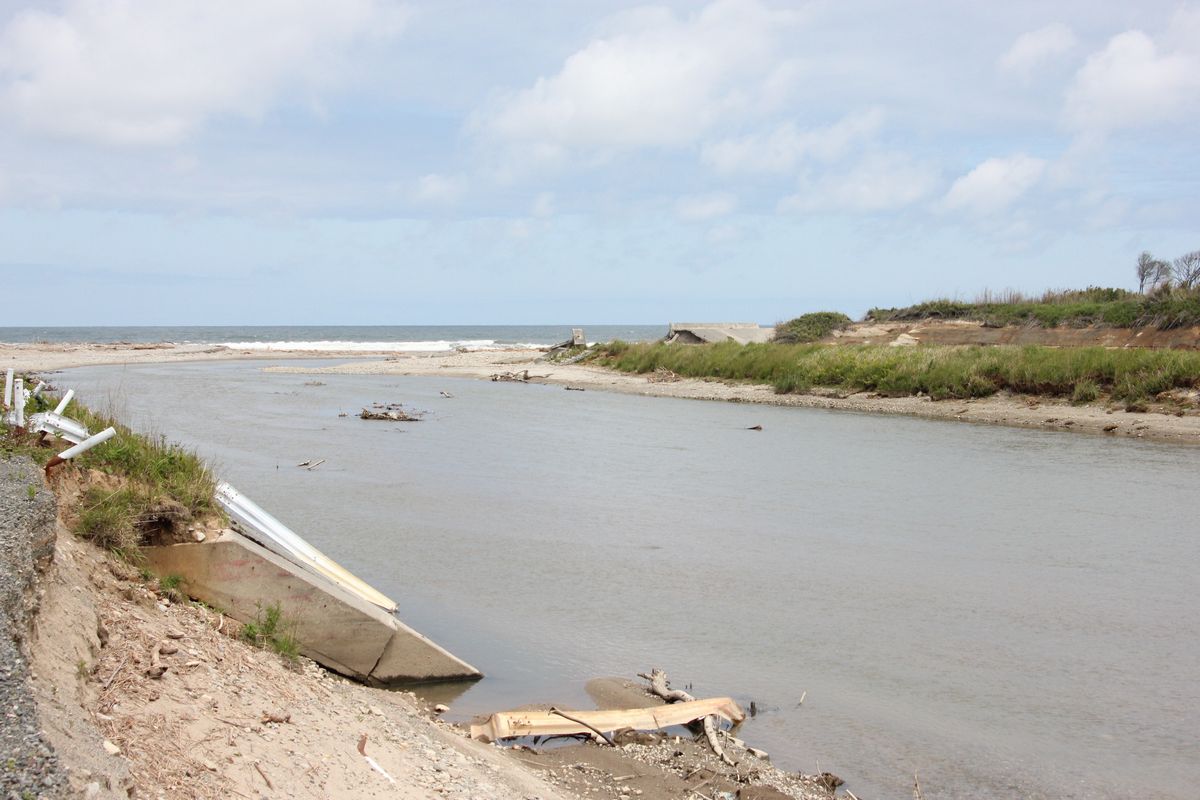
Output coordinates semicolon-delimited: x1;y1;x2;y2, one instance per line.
594;340;1200;404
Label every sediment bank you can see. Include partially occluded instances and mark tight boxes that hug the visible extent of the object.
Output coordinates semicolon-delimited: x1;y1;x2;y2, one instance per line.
6;340;1197;445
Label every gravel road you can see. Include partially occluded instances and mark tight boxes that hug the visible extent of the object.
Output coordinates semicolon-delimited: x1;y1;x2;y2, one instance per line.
1;456;67;800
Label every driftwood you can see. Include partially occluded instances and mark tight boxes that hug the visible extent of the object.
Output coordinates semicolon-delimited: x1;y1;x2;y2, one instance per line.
647;367;681;383
469;697;743;743
638;668;739;766
360;403;421;421
490;370;551;382
145;643;167;679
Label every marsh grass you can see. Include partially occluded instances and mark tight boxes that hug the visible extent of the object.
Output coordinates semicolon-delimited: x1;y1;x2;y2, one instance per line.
596;341;1200;402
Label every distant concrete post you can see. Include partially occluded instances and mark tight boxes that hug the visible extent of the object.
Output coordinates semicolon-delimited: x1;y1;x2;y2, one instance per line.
3;368;11;409
572;328;585;346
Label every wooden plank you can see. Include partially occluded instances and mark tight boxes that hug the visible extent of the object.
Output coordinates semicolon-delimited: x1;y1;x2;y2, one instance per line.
469;697;744;742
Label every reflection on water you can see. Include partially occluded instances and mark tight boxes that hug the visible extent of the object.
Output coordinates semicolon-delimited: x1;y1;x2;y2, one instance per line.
64;361;1200;800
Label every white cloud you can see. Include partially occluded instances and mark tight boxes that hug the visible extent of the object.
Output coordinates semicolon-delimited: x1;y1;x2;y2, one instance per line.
998;23;1076;79
0;0;409;146
942;154;1045;215
531;192;555;217
701;107;883;174
1063;22;1200;133
413;173;464;205
780;152;938;213
675;192;736;221
476;0;801;158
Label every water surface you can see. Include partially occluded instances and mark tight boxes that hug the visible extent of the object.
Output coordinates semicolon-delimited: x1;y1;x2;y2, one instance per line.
61;361;1199;799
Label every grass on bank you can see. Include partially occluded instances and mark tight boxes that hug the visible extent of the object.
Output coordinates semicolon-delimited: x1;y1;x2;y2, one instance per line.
596;340;1200;402
774;312;852;343
2;384;218;559
866;286;1200;329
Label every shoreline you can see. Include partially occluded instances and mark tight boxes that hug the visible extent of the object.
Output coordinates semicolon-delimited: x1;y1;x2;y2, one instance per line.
4;454;833;800
5;340;1198;445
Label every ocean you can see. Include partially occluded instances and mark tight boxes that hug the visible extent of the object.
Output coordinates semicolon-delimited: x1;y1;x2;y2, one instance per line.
0;325;667;351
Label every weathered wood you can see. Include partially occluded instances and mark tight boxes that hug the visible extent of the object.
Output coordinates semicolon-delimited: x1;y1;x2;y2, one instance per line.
145;643;166;679
638;668;739;766
469;697;743;743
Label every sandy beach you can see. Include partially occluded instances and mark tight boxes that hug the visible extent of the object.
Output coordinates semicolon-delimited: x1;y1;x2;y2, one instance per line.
6;340;1199;445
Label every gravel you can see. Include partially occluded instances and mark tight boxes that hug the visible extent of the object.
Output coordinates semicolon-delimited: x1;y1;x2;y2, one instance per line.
0;455;68;800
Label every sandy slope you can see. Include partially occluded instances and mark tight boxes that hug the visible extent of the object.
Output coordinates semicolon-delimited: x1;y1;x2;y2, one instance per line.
28;526;573;800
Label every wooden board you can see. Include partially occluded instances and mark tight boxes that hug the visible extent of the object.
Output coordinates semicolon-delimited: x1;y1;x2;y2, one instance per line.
469;697;744;742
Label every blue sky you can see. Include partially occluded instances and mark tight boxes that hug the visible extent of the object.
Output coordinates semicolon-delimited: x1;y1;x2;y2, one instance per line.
0;0;1197;325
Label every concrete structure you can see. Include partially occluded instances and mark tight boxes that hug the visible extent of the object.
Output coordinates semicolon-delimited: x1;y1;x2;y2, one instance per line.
143;529;481;685
665;323;775;345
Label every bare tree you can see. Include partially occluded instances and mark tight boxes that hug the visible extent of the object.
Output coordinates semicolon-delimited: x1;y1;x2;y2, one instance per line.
1137;251;1157;293
1173;250;1200;290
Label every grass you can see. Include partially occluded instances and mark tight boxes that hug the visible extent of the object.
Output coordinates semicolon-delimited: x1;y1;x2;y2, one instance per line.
595;340;1200;402
2;380;218;558
240;601;300;661
774;312;852;343
867;286;1200;329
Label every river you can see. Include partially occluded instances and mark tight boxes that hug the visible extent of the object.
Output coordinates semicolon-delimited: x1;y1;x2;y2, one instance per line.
61;360;1199;799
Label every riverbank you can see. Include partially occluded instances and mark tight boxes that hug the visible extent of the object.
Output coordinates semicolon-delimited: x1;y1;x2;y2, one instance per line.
3;401;835;799
6;340;1200;445
264;350;1200;446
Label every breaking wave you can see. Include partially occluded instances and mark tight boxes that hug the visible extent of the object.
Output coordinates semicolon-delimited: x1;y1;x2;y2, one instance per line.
219;340;545;353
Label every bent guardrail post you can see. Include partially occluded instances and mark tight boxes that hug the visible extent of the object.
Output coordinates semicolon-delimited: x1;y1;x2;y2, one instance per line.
53;389;75;415
12;379;24;430
44;426;116;473
27;411;90;445
31;381;46;398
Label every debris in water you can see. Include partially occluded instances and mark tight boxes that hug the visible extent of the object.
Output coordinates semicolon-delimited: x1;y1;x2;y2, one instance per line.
360;403;423;421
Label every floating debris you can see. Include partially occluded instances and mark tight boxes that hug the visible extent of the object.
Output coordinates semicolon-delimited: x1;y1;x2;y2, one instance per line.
360;403;423;421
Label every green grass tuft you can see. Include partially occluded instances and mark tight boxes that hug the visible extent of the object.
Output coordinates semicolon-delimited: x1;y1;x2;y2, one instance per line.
774;312;853;343
240;601;300;661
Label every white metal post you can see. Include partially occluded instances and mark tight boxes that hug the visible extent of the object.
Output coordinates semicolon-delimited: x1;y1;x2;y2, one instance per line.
53;389;75;415
13;379;23;428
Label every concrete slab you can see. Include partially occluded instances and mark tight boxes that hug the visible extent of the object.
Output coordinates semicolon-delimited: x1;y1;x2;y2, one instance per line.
143;530;481;685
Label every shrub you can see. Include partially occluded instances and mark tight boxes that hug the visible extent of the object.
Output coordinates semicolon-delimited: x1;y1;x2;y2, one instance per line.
774;312;853;344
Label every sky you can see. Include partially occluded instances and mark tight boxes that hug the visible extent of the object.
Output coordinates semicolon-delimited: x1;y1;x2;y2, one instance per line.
0;0;1197;325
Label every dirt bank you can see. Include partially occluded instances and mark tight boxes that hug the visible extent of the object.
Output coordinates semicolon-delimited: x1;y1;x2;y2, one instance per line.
12;458;835;800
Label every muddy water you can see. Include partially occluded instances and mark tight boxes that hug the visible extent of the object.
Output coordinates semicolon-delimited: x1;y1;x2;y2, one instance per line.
64;361;1199;799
